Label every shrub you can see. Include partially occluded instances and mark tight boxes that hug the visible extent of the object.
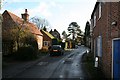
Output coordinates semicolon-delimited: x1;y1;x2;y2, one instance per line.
15;46;38;61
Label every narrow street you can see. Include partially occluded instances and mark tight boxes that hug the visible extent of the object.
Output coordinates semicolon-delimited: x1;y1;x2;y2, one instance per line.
12;46;90;79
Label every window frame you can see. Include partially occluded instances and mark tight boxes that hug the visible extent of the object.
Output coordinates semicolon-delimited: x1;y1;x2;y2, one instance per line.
43;41;50;46
98;2;102;19
93;12;96;27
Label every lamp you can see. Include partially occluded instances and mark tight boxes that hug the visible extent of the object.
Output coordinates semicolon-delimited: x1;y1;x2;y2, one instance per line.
111;21;117;26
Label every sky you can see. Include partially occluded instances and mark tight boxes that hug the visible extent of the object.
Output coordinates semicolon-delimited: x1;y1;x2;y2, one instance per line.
1;0;97;35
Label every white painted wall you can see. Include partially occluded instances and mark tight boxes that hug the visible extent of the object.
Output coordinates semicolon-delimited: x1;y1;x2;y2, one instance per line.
37;35;43;49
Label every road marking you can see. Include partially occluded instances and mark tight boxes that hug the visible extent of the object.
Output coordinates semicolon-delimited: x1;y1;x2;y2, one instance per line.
37;62;48;66
59;75;63;78
63;58;73;64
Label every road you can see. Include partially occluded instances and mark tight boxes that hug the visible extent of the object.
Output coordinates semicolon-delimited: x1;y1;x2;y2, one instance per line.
14;46;90;79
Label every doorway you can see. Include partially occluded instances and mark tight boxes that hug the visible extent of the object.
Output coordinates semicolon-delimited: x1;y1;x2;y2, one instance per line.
112;38;120;79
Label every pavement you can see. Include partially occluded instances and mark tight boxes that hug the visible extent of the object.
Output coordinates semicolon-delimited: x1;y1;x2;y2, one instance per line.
2;54;49;79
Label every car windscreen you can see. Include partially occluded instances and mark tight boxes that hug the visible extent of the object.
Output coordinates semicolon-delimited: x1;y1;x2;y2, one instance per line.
52;46;61;49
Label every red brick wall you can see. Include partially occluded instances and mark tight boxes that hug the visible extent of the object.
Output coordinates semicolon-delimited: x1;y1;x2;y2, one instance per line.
2;11;16;30
91;2;120;78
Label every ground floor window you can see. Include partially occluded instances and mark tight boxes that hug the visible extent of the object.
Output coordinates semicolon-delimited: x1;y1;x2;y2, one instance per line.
97;36;102;57
43;41;50;46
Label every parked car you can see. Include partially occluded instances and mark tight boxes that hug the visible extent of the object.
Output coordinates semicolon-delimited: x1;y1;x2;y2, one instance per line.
49;45;64;56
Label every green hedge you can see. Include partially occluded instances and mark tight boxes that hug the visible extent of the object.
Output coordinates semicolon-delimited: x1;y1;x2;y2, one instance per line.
15;46;38;61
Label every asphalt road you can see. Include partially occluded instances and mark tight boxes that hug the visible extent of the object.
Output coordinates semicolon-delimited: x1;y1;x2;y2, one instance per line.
14;46;90;79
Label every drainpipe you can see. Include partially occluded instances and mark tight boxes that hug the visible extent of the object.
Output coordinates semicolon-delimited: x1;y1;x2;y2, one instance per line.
118;2;120;37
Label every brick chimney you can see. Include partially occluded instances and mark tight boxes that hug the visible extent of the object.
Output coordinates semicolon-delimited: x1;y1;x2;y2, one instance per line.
21;9;29;21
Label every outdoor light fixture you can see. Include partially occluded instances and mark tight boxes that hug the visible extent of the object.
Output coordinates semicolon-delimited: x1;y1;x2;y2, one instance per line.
111;21;117;26
86;50;89;54
95;57;98;62
94;57;98;68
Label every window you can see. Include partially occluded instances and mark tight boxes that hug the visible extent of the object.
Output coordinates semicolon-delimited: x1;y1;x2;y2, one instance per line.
90;19;93;31
43;41;50;46
97;36;102;57
98;2;102;19
94;39;96;57
93;12;96;27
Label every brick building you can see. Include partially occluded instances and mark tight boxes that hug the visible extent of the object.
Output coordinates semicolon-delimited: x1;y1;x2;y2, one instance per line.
2;9;43;55
49;29;61;40
40;30;55;51
90;2;120;78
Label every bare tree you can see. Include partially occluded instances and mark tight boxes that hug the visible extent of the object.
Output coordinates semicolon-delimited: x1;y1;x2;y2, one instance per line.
30;16;50;30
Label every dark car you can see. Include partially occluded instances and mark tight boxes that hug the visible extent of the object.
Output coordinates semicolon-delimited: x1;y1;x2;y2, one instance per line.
49;45;64;56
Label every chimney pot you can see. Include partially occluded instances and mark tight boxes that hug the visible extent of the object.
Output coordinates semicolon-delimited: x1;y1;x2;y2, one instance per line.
21;9;29;21
25;9;27;14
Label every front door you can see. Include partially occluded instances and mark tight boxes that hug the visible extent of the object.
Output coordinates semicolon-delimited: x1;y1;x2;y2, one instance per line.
113;39;120;79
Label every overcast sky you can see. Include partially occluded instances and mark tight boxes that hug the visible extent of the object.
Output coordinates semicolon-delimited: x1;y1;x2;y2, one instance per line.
1;0;97;34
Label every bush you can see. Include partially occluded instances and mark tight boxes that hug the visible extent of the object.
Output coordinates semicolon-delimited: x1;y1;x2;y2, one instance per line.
15;46;38;61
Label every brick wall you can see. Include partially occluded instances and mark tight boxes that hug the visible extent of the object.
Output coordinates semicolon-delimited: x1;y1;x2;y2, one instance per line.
2;11;16;55
41;30;52;51
91;2;120;78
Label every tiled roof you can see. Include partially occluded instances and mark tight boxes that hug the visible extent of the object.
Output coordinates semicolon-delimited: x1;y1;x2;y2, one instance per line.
7;10;23;24
41;30;54;39
3;10;43;36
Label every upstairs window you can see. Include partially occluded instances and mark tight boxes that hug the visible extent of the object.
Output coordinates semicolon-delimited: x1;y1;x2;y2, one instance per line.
98;2;102;19
90;19;93;31
93;12;96;27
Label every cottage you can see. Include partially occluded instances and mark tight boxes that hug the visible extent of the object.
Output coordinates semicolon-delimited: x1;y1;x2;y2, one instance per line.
90;2;120;78
2;9;43;55
40;30;55;51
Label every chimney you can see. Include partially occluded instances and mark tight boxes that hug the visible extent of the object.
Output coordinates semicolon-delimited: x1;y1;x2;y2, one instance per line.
21;9;29;21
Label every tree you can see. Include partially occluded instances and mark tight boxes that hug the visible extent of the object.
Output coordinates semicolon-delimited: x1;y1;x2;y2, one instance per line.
62;31;67;39
10;26;29;50
67;22;81;40
84;21;90;36
43;26;47;31
3;24;37;52
30;16;50;30
84;21;90;46
62;31;71;39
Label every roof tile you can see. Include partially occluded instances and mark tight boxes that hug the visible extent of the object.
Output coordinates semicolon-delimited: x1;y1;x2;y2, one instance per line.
4;10;43;36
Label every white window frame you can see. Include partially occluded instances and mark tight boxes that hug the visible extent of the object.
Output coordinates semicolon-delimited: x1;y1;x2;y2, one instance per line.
90;19;93;32
98;2;102;19
97;36;102;57
43;41;49;46
93;12;96;27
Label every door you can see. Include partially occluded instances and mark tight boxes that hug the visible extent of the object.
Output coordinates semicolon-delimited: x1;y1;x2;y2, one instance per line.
113;39;120;79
